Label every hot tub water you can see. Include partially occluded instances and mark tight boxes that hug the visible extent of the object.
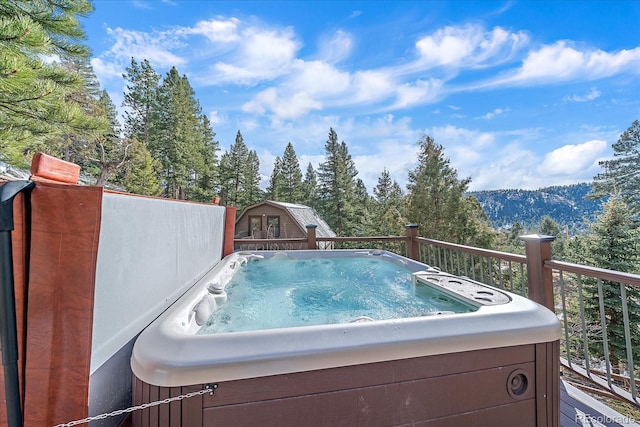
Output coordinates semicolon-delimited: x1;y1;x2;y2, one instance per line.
197;256;477;334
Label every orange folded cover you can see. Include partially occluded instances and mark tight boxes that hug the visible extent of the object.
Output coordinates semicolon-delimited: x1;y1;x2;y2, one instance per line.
30;153;81;184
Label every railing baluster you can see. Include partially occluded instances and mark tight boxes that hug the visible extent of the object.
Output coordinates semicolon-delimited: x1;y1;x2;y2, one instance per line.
577;274;591;377
445;248;451;272
463;252;468;277
471;255;476;280
456;251;461;277
519;263;525;296
508;261;513;291
619;282;638;400
480;256;485;284
597;279;614;389
432;246;436;268
559;271;572;367
450;248;455;273
488;257;494;287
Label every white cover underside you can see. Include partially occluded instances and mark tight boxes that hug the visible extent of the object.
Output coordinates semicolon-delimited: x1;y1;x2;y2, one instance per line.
91;193;226;373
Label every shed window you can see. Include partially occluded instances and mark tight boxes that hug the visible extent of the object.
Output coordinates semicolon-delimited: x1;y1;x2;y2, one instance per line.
249;216;262;236
267;216;280;237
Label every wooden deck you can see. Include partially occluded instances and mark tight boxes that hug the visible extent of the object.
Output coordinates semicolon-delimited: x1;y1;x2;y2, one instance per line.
561;380;639;426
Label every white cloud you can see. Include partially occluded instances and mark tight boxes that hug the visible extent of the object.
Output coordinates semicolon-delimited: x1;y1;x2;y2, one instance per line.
132;1;153;10
242;88;322;120
462;138;608;191
318;30;353;63
243;66;398;120
288;60;351;96
564;87;601;103
99;18;302;87
350;70;397;104
184;18;241;43
210;27;300;85
238;118;259;133
105;27;187;68
482;107;508;119
537;140;607;176
350;117;420;190
209;110;224;125
91;57;122;82
236;23;533;119
431;125;495;149
497;42;640;85
393;78;444;109
468;145;539;190
414;25;528;69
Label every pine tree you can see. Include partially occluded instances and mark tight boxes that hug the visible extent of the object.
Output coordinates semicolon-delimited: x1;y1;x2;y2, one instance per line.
220;131;250;207
508;222;525;242
122;58;161;147
406;134;493;246
191;114;219;202
267;143;304;203
153;67;217;200
266;156;285;200
539;215;561;237
301;162;318;209
317;128;358;235
218;152;233;205
89;90;132;186
122;140;162;196
373;168;406;235
280;142;304;203
242;150;263;209
36;56;107;168
591;120;640;213
352;178;374;236
0;1;102;162
583;195;640;371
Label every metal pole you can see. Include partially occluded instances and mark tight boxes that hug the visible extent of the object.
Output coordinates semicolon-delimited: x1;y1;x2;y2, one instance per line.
0;180;35;427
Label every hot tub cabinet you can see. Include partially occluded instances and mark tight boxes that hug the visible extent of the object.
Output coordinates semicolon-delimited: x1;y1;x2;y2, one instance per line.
133;342;559;427
131;250;561;427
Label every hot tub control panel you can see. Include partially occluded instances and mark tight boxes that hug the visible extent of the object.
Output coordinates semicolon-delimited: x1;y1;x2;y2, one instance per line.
412;272;511;306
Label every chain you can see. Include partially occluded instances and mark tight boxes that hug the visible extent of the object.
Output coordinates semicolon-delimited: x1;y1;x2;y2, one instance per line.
52;384;217;427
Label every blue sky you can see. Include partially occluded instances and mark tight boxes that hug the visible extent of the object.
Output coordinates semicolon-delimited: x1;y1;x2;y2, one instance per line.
84;0;640;192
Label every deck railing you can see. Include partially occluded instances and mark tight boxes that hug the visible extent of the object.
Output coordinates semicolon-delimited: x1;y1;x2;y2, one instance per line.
233;224;640;408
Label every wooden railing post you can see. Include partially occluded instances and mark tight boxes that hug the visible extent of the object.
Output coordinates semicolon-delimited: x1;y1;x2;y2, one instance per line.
306;224;317;249
520;234;555;311
405;224;419;261
223;206;237;257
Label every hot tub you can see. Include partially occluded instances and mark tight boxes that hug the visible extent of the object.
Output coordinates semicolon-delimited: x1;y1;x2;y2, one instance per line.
131;250;560;427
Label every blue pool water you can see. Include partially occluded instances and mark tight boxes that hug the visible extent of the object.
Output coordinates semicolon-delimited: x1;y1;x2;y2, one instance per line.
197;256;477;334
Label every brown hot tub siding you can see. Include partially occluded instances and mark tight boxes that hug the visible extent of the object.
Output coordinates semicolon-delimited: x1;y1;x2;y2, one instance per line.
132;342;560;427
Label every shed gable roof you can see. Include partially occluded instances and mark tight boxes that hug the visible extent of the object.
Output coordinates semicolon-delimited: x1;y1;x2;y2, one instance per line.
236;201;336;238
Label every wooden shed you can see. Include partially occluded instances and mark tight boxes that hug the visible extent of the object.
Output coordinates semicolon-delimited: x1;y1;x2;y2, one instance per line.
235;201;335;249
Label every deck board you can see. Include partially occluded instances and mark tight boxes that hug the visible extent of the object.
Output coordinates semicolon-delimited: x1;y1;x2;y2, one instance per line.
560;380;639;427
